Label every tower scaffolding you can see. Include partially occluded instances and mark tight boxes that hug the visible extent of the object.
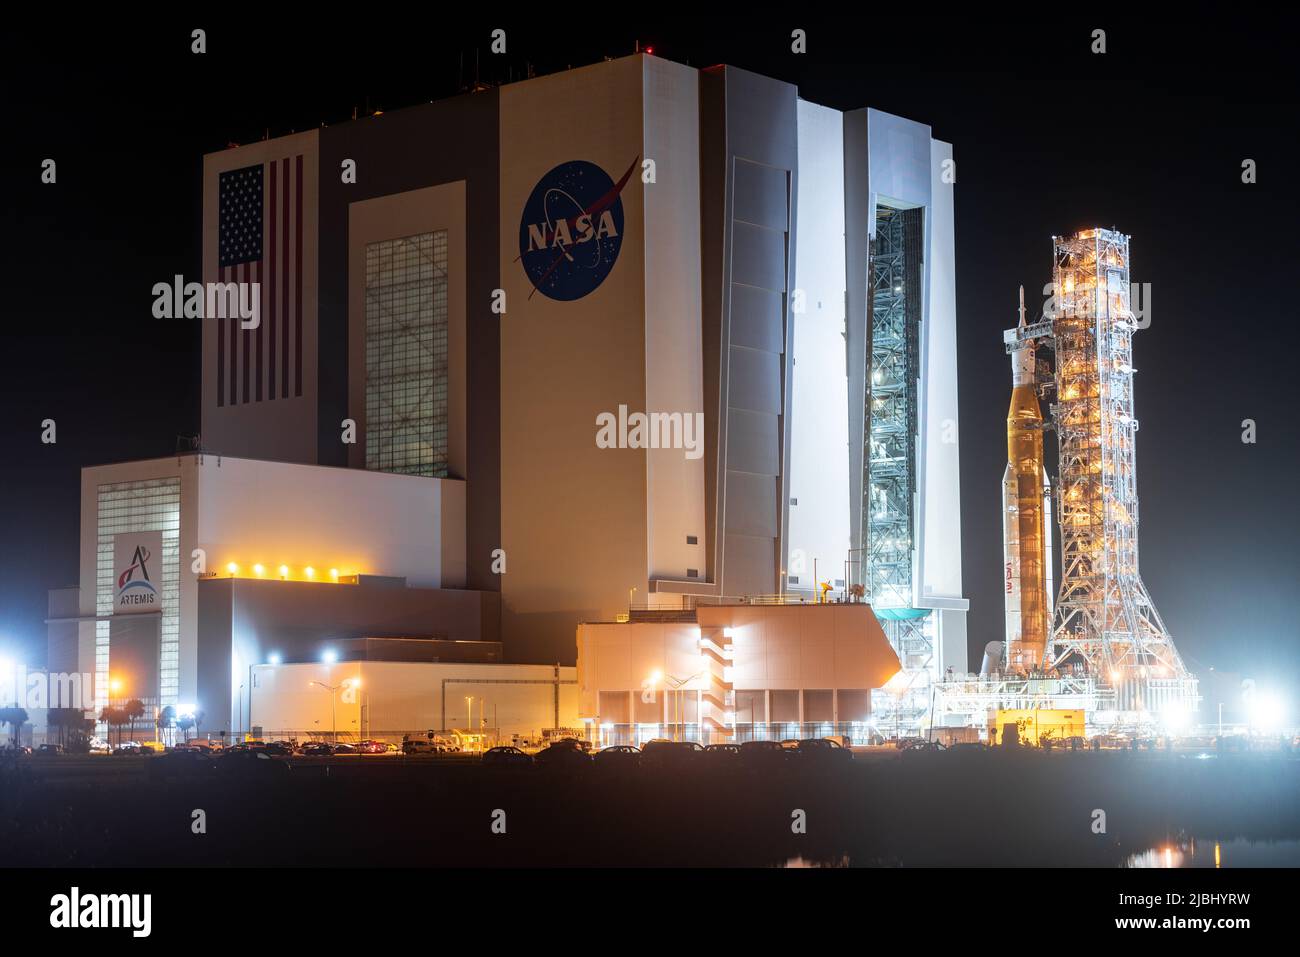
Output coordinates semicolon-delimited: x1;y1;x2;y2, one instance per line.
860;205;933;737
1044;229;1197;717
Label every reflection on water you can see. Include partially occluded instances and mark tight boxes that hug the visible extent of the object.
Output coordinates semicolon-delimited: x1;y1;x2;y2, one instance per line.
1126;838;1300;868
782;854;852;868
779;839;1300;869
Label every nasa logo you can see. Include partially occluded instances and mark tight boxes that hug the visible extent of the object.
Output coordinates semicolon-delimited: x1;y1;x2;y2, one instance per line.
518;157;638;301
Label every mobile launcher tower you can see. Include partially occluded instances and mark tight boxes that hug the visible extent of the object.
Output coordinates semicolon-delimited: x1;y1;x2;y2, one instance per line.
939;228;1199;734
1015;228;1199;726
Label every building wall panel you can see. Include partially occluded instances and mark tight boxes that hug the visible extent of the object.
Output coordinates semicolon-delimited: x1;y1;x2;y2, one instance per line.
498;56;648;665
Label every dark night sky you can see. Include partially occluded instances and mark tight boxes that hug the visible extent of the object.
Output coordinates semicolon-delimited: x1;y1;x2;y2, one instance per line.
2;17;1297;690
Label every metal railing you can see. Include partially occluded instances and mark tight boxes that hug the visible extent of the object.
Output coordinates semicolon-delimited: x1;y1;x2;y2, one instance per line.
632;593;869;613
590;721;883;747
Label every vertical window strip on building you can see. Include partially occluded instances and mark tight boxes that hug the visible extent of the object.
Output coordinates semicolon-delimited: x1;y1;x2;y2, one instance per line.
94;478;181;714
363;231;449;477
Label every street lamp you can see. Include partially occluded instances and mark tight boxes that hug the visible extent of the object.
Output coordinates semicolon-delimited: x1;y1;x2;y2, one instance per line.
655;671;703;742
310;677;359;744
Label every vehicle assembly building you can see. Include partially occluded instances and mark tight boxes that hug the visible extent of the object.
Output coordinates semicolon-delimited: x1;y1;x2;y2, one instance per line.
43;53;966;745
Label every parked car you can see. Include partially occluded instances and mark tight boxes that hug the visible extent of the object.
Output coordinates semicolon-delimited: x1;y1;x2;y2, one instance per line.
261;741;295;757
3;745;33;756
701;743;741;765
793;737;852;764
219;748;292;775
481;746;533;767
331;743;357;754
900;740;946;753
533;738;591;769
112;743;145;756
402;739;439;755
356;740;387;755
149;748;219;780
640;739;704;769
593;744;641;767
738;740;788;768
35;743;65;756
301;742;333;756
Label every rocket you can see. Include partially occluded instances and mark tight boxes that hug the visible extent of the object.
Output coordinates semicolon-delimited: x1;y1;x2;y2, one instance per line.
1002;287;1054;673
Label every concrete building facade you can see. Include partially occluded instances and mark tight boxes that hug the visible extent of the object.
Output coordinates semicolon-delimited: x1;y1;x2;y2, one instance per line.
577;603;901;745
49;53;967;740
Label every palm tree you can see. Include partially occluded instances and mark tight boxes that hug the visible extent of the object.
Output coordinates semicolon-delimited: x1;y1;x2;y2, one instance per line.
0;707;29;749
156;705;176;747
46;708;74;747
124;699;145;742
66;716;96;754
100;706;126;747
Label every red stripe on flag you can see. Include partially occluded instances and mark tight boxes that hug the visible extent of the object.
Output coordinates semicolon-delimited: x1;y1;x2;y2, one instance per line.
217;266;225;407
241;261;251;404
228;265;238;405
255;250;263;401
295;154;303;398
268;160;278;400
281;156;290;399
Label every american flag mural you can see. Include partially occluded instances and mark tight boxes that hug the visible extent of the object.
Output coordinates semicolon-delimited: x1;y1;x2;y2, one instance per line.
217;156;304;405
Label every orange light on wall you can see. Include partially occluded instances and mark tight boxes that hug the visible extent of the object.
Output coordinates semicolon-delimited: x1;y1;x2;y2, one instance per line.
218;561;354;583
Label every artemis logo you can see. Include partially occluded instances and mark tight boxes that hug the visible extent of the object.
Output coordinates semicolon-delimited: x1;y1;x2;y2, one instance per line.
117;544;157;608
518;158;637;301
49;888;151;938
